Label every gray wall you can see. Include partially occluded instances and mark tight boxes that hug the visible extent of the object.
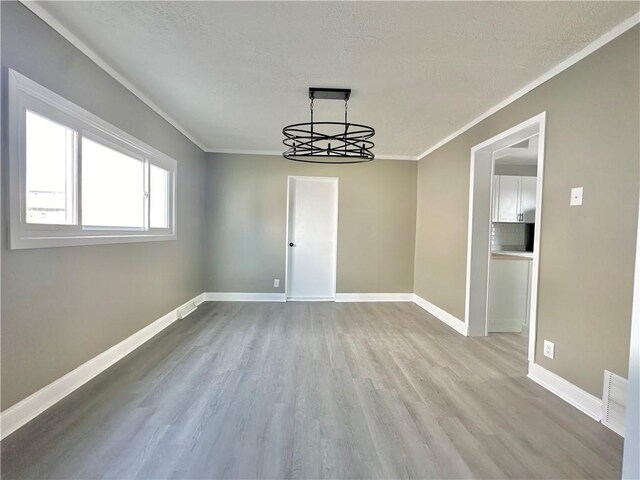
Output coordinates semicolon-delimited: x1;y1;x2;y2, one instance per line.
414;26;639;396
1;2;207;409
205;154;417;294
2;0;638;414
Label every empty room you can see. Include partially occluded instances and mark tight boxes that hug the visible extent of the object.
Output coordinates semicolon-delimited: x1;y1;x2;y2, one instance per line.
1;1;640;479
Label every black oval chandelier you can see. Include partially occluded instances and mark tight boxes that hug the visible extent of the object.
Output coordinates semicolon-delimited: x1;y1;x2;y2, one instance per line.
283;88;375;164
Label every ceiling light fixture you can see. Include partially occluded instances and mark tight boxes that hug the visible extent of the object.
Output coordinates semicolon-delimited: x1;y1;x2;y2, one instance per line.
283;88;375;163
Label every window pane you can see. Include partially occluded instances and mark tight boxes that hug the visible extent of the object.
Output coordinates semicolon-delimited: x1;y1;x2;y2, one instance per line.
150;164;169;228
25;110;76;224
81;137;144;228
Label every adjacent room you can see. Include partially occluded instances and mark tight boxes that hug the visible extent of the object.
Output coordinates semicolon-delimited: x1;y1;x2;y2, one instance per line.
1;1;639;479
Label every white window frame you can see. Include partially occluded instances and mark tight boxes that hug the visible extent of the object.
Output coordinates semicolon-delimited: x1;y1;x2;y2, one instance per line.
8;69;177;249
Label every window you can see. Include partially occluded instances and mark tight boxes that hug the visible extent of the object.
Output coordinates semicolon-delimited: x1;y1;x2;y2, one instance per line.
150;164;170;229
81;137;145;228
8;69;177;249
25;111;77;225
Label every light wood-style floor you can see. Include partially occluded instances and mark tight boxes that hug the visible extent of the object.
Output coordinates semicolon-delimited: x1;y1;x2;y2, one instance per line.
1;302;623;479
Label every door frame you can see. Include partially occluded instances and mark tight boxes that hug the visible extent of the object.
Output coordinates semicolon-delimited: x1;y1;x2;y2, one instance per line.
284;175;339;301
465;112;546;363
622;176;640;478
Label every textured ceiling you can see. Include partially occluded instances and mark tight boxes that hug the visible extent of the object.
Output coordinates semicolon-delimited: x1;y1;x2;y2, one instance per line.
32;1;639;158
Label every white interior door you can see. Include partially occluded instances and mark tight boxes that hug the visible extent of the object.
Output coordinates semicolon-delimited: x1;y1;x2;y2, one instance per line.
286;176;338;301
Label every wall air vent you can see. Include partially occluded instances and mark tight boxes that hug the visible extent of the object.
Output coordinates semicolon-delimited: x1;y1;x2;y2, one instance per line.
602;370;627;436
177;301;198;320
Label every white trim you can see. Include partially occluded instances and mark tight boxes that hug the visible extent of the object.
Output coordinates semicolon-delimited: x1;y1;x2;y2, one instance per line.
0;293;205;440
412;294;468;336
287;297;335;302
204;292;287;302
373;154;419;162
19;1;207;152
21;3;639;162
21;3;638;162
8;69;178;250
206;148;284;156
528;363;603;421
528;117;546;363
335;293;413;302
204;292;414;303
602;370;627;437
463;149;476;334
417;13;640;160
622;175;640;478
207;148;418;161
465;112;545;365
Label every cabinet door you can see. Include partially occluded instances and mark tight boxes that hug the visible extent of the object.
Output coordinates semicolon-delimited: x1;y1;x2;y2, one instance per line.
496;176;520;222
520;176;537;223
487;258;530;332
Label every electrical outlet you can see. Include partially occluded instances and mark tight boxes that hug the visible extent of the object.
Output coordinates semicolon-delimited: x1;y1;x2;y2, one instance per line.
543;340;555;359
273;279;280;288
570;187;583;206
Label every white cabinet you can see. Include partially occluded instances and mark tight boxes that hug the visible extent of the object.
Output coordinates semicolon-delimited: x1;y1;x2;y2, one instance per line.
492;175;537;223
520;177;537;223
487;257;531;333
493;176;520;222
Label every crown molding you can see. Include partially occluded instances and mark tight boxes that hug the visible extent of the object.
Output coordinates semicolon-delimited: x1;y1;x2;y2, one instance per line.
19;1;208;152
375;154;419;161
416;12;640;160
21;2;639;161
205;148;418;161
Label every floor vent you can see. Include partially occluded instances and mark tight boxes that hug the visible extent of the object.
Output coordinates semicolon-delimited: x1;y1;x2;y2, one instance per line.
177;301;198;320
602;370;627;436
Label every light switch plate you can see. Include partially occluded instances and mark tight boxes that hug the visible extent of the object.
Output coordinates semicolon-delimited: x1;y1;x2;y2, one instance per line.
543;340;555;359
570;187;583;206
273;278;280;288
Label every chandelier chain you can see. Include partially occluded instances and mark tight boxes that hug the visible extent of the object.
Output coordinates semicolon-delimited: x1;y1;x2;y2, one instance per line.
344;98;348;124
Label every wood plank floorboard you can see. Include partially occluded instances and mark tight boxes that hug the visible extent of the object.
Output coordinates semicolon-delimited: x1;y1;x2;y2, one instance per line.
1;301;623;479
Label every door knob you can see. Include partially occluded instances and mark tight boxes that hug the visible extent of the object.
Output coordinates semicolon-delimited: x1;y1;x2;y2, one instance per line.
289;242;295;247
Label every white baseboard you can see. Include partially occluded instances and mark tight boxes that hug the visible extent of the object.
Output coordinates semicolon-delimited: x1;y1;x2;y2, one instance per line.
10;291;606;442
204;292;414;303
412;294;468;336
0;293;206;440
335;293;413;302
528;362;603;421
204;292;286;302
287;297;335;302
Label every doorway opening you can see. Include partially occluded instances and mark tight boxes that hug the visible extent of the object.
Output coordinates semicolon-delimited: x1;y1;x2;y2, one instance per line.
465;113;546;363
285;176;339;301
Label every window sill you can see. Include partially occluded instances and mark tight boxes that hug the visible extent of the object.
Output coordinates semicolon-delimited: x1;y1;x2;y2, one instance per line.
9;232;177;250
